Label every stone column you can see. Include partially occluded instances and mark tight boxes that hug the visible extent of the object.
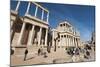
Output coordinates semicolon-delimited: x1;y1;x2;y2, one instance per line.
11;20;13;36
11;20;13;28
71;37;73;47
25;2;31;14
68;36;70;47
72;37;74;47
67;35;68;47
74;38;76;47
41;10;44;20
79;39;81;46
79;39;81;47
11;20;14;44
38;27;42;46
27;25;35;45
75;38;77;47
47;12;49;22
45;29;48;46
76;38;78;47
67;36;69;47
74;38;75;47
70;36;72;46
70;37;72;46
35;6;38;17
66;35;68;47
15;1;20;11
69;36;71;47
71;37;73;46
77;39;80;47
65;35;67;46
73;37;75;46
18;22;26;45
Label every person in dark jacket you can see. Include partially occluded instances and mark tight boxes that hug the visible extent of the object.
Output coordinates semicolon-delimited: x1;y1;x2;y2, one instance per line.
24;48;28;61
38;48;41;56
11;48;14;55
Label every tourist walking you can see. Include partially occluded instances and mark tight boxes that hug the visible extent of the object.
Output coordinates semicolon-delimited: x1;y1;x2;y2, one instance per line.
38;48;41;56
24;48;28;61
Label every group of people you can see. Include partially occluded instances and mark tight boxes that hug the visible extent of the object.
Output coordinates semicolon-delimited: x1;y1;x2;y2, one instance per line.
66;44;94;61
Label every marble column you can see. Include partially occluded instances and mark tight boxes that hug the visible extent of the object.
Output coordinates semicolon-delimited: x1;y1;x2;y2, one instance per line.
74;38;76;47
35;6;38;17
77;39;80;47
67;35;69;47
15;1;20;11
47;12;49;22
11;20;14;44
79;39;81;47
41;10;44;20
72;37;73;46
72;37;74;47
70;36;71;47
69;36;70;47
71;37;73;46
11;20;13;36
38;27;42;46
70;36;72;46
25;2;31;14
18;22;26;45
11;20;13;28
76;38;78;47
45;29;48;46
75;38;77;47
67;36;69;47
66;35;68;47
70;37;72;46
27;25;35;45
73;37;75;47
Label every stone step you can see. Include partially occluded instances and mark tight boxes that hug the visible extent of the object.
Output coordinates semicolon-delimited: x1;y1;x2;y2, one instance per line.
13;45;48;57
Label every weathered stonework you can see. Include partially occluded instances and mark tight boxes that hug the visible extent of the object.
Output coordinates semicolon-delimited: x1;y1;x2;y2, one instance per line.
11;1;49;56
51;21;82;51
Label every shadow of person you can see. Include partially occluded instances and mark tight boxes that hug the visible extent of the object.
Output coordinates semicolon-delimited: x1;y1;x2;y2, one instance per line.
26;57;35;60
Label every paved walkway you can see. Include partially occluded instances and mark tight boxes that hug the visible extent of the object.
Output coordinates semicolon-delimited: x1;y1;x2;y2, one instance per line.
11;48;95;66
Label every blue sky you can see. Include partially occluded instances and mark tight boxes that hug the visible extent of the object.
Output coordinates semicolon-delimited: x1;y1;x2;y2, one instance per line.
11;1;95;42
39;2;95;42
